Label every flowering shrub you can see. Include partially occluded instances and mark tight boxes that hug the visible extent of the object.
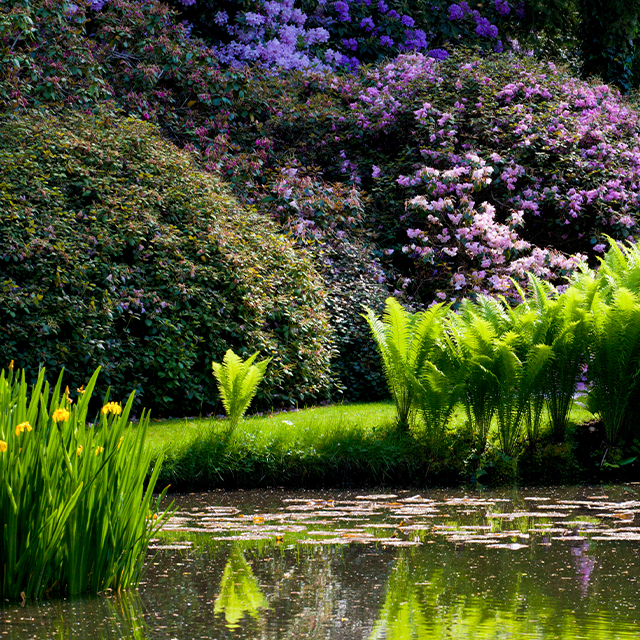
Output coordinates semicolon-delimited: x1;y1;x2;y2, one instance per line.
5;0;640;401
402;156;585;301
227;50;640;303
0;111;335;415
166;0;522;70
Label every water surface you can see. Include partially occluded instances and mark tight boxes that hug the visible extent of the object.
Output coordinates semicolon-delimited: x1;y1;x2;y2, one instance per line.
3;485;640;639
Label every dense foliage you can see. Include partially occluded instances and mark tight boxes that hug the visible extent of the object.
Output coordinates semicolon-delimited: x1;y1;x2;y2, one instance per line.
0;111;335;414
3;0;640;406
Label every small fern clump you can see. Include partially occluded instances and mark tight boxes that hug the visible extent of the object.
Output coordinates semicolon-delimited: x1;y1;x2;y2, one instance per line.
212;350;271;434
585;288;640;445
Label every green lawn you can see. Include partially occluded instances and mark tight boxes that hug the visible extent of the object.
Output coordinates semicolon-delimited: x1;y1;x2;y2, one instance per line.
144;401;599;491
145;401;397;459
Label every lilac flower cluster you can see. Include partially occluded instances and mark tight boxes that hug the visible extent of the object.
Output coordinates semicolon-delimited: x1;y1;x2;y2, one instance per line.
401;155;585;300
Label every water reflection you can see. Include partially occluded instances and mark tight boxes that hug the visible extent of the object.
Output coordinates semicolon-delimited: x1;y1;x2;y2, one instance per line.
370;552;430;640
214;546;268;629
0;592;147;639
3;486;640;639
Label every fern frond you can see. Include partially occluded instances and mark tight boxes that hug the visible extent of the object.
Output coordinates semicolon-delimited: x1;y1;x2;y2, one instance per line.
212;350;270;433
588;287;640;444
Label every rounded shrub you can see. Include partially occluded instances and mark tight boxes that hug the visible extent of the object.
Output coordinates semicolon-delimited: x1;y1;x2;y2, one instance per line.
0;110;335;415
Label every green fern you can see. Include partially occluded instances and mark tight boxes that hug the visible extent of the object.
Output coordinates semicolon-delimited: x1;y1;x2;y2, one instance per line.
448;298;505;452
411;345;463;458
597;237;640;297
495;335;553;457
449;294;553;456
587;287;640;444
211;350;270;434
364;298;448;429
512;276;587;443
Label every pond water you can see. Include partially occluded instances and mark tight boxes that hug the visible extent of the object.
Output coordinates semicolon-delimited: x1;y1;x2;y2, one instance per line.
3;485;640;639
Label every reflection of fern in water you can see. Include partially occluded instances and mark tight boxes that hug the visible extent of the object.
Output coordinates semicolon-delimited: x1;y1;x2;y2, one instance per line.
370;552;431;640
214;545;269;628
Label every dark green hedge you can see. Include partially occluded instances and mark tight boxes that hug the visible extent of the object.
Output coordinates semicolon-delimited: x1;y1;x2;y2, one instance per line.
0;110;336;415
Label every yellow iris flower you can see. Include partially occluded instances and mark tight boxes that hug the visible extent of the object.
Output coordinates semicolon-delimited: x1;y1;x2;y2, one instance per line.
52;408;70;423
14;421;33;436
101;402;122;416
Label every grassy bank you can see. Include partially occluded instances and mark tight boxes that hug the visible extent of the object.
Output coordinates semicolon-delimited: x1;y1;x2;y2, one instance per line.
144;402;637;492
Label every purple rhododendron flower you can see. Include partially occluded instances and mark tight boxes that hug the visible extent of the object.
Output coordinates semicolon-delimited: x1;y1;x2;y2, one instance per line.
360;16;375;30
90;0;106;10
342;37;358;50
448;3;464;19
335;0;351;20
340;54;360;71
306;27;330;44
245;12;265;26
291;8;307;25
475;16;499;38
380;35;394;46
264;1;281;18
178;0;196;5
494;0;510;15
514;0;525;17
378;0;389;11
428;48;449;60
387;9;400;18
402;28;428;50
214;10;229;25
401;15;415;27
324;48;342;64
494;39;503;52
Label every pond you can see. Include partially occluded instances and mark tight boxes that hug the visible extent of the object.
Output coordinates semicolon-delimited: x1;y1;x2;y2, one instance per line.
3;485;640;639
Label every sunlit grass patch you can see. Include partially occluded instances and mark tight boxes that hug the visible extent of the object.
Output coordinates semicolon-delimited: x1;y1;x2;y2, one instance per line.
145;401;597;490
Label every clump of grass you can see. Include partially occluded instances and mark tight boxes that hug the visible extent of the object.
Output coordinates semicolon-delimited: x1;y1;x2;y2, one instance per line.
0;366;171;601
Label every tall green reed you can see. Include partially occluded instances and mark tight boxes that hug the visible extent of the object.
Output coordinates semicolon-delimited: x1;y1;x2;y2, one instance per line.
0;366;171;600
